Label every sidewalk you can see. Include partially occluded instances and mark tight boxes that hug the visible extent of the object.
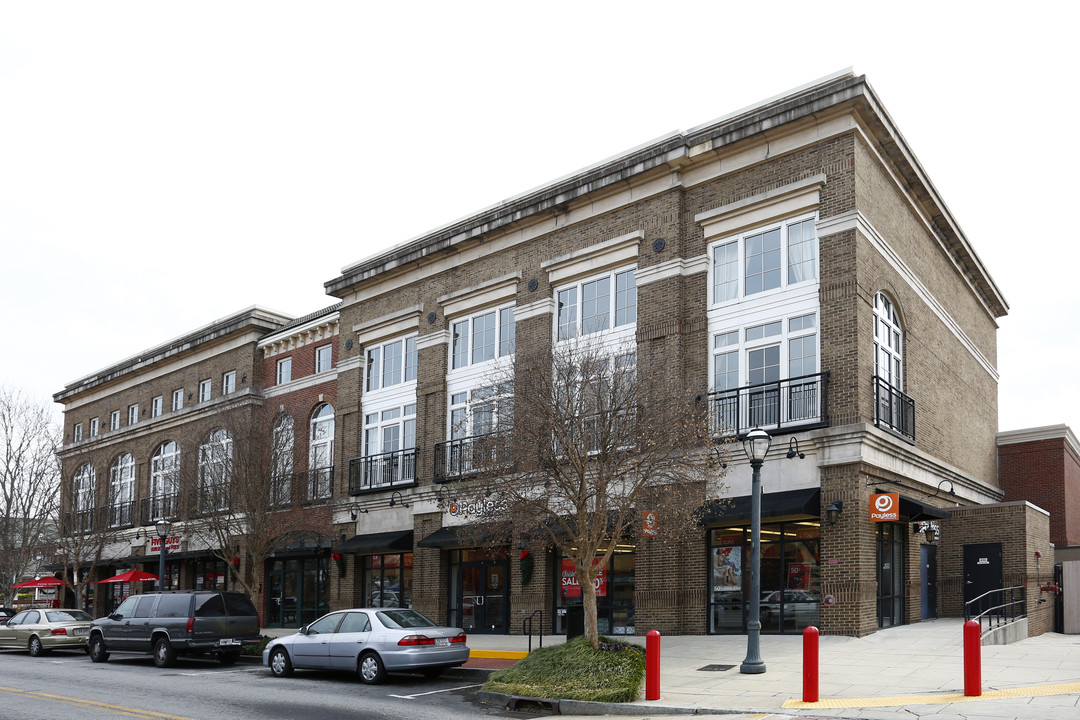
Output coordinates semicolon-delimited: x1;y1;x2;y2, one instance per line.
465;619;1080;720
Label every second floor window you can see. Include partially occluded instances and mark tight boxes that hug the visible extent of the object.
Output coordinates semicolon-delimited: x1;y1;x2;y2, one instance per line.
449;385;512;440
110;411;120;431
151;396;163;417
199;429;233;512
364;403;416;455
73;464;95;513
150;441;180;520
109;453;135;526
310;404;335;470
172;389;184;411
711;215;817;304
316;345;332;373
874;292;903;389
271;415;294;504
73;423;83;442
222;371;236;395
277;357;292;384
557;269;636;341
199;379;212;402
127;405;138;425
89;418;99;437
366;336;417;392
451;306;516;369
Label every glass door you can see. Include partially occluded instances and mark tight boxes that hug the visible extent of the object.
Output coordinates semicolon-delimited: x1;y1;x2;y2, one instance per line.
451;550;508;633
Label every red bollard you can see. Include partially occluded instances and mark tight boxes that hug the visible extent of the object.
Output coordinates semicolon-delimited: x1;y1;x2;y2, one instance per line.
963;619;982;697
646;629;661;701
803;625;819;702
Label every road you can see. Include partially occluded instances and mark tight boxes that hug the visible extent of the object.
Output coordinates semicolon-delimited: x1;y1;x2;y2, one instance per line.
0;647;537;720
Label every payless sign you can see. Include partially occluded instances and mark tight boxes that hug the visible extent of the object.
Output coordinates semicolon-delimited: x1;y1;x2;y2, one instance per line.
869;493;899;522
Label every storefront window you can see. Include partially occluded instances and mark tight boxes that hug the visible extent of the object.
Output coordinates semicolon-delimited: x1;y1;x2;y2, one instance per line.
709;521;820;634
363;554;413;608
877;523;904;627
266;555;329;627
554;548;635;636
195;558;228;591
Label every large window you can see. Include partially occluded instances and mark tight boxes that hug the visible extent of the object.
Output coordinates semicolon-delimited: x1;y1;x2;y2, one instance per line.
711;216;817;304
451;306;515;369
874;293;903;389
360;403;416;489
109;453;135;527
315;345;333;373
73;464;95;513
363;554;413;608
556;269;636;341
277;357;292;385
554;549;635;636
150;441;180;521
366;336;418;392
198;429;232;512
308;404;334;500
272;415;294;504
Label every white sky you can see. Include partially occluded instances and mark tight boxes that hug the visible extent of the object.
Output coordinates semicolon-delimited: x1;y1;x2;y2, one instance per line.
2;1;1077;435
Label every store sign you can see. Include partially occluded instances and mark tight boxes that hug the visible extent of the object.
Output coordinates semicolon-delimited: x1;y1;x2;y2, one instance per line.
869;493;899;522
642;511;658;537
149;535;181;553
560;559;607;598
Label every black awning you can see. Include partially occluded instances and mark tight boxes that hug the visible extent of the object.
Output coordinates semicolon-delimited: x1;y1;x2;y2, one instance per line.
898;494;952;522
702;487;820;525
416;526;466;548
333;530;414;555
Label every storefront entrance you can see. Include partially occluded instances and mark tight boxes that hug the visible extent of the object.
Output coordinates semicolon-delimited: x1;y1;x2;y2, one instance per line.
554;548;635;636
449;549;508;633
877;523;905;628
266;556;329;628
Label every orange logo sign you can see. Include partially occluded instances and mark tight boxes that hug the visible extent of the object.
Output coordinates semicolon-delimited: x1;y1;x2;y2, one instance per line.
869;493;899;522
643;510;659;537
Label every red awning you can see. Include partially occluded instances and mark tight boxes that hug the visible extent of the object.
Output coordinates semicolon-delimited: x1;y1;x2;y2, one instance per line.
97;570;159;584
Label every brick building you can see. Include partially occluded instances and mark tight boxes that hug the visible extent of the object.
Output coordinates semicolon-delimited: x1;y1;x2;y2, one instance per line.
54;71;1053;638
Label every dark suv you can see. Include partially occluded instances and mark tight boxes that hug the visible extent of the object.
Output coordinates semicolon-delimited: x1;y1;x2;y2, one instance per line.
88;590;260;667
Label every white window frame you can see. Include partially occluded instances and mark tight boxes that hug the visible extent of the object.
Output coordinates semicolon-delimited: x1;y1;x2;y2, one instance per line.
874;292;903;390
73;423;83;443
315;345;333;373
449;304;516;371
709;312;819;392
110;410;121;431
151;396;163;418
150;441;180;520
199;379;212;403
127;404;139;426
222;371;236;395
198;429;232;512
74;464;95;513
708;213;818;306
172;389;184;412
271;415;294;504
308;404;335;500
554;267;636;343
89;417;99;437
108;453;135;526
365;334;418;393
363;403;417;456
447;384;513;441
277;357;293;385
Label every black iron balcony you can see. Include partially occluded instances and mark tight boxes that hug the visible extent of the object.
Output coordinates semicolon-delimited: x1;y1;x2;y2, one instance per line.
434;432;511;482
873;375;915;443
61;509;97;535
298;467;335;504
140;494;179;525
108;500;136;529
708;372;830;438
349;448;417;494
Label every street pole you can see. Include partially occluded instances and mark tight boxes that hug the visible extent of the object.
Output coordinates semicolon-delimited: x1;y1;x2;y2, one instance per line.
156;519;171;592
740;427;771;675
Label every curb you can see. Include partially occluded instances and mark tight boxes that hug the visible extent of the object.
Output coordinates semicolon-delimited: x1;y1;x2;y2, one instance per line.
478;689;732;716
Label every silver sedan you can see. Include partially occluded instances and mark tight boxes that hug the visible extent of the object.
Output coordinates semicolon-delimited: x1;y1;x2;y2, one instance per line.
263;608;469;684
0;609;93;655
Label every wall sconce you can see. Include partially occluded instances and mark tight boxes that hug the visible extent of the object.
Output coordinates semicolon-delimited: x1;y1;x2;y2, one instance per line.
350;505;368;520
134;529;143;541
826;500;843;525
436;486;452;508
914;521;937;544
389;491;409;508
786;437;805;460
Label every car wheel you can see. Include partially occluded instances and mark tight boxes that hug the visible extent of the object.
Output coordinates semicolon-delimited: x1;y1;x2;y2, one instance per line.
28;636;46;657
88;635;109;663
219;650;241;665
420;667;443;679
269;647;293;677
358;652;386;684
153;637;177;668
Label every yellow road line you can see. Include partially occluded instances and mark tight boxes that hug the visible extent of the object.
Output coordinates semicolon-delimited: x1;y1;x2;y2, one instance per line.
0;686;198;720
469;650;528;659
783;681;1080;709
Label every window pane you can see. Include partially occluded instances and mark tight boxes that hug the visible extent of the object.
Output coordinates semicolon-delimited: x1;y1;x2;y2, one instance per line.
788;218;817;284
789;335;817;377
382;340;403;387
714;351;739;391
452;321;469;368
746;228;782;295
714;331;738;349
499;307;515;356
713;241;738;302
558;288;577;341
472;312;496;364
615;270;636;327
582;277;611;335
404;337;417;381
366;349;380;392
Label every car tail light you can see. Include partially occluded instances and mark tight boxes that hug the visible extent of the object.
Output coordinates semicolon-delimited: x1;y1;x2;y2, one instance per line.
186;617;194;633
51;628;68;636
397;634;435;646
449;632;466;643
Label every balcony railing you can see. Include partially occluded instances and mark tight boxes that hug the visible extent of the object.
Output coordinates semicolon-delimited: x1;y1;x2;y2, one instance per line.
434;433;511;482
349;449;417;494
140;494;179;525
61;509;98;535
873;375;915;443
708;372;830;437
109;500;136;528
298;467;335;504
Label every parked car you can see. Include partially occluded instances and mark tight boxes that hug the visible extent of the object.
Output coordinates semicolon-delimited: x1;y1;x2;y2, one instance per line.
0;609;93;655
759;590;819;627
0;608;17;626
264;607;469;684
88;590;261;667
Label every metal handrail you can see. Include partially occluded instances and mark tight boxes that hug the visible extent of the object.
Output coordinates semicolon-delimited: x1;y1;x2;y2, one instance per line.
964;585;1026;633
708;371;829;438
873;375;915;442
523;609;544;653
348;448;417;494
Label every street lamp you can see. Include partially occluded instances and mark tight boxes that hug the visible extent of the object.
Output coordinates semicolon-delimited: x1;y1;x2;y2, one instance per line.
740;427;771;674
155;519;172;592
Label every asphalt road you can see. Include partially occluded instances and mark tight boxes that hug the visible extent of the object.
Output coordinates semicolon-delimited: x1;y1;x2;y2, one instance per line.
0;647;536;720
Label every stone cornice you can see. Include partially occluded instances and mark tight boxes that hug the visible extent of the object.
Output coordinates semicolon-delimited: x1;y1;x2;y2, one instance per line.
260;317;339;359
998;424;1080;457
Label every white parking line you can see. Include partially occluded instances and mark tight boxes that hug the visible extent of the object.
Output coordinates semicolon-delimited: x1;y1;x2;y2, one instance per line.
388;683;483;699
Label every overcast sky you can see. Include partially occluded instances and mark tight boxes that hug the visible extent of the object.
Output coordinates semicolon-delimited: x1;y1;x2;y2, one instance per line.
2;1;1076;435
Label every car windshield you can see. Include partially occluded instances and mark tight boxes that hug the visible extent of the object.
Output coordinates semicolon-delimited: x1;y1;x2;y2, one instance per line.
375;609;437;629
46;610;92;622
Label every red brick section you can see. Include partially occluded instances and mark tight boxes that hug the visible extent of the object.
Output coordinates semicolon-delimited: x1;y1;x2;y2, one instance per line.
999;437;1080;548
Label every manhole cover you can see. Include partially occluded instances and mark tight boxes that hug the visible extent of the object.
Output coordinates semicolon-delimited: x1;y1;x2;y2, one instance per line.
698;664;735;671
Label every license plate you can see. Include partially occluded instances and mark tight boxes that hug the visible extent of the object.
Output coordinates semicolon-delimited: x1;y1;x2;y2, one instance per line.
219;638;240;646
434;637;449;647
74;627;88;636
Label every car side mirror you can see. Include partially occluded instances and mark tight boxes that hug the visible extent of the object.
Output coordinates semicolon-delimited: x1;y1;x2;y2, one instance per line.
298;625;308;635
109;613;122;621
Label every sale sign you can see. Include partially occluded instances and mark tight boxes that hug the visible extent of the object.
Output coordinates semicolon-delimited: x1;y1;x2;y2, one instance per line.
560;558;607;598
869;493;899;522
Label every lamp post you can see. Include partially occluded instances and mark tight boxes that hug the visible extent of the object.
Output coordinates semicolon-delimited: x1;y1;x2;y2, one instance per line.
740;427;772;674
155;519;172;592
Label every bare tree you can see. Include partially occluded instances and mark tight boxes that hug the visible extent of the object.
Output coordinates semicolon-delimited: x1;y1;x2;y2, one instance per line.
454;341;729;648
0;387;61;606
182;407;332;613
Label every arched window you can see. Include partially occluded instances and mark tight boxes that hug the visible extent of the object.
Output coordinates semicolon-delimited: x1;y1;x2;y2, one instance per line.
150;441;180;520
271;415;294;504
873;293;903;388
199;429;232;512
308;404;334;500
109;453;135;527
